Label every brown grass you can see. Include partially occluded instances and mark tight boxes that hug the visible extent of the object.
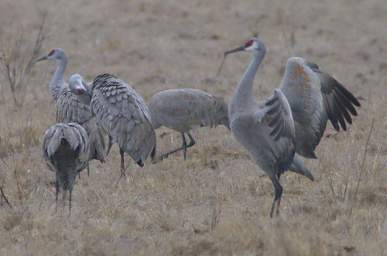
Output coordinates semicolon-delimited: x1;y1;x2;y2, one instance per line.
0;0;386;255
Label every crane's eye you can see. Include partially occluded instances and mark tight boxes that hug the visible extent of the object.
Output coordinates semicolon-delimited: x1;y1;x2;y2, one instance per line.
48;49;55;56
244;40;254;48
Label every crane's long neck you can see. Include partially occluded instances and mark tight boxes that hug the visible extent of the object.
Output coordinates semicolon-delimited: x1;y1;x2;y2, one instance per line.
50;57;67;101
230;50;265;114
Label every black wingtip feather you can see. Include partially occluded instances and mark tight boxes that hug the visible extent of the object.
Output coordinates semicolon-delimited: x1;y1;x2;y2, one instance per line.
268;111;281;127
150;146;156;160
323;95;340;131
270;122;282;139
333;99;347;131
335;89;358;116
265;96;278;106
333;92;352;124
267;103;280;115
310;151;318;159
335;82;361;107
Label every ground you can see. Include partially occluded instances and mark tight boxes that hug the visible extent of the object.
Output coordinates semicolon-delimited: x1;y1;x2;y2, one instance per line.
0;0;386;255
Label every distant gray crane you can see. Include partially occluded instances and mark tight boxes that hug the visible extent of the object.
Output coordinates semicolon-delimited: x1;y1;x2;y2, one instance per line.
90;74;156;177
42;122;89;213
36;49;108;175
223;37;360;217
148;88;229;161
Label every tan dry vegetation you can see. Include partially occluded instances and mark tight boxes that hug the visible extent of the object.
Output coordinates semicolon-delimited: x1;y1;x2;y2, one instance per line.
0;0;386;255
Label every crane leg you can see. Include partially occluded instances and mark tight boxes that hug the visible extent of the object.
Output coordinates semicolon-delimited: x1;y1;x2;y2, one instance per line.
183;133;196;160
106;135;113;156
120;148;126;177
182;133;187;160
68;189;73;216
186;132;196;147
87;163;90;177
62;189;67;210
55;176;59;212
275;173;283;216
158;132;196;161
158;133;187;160
269;175;283;218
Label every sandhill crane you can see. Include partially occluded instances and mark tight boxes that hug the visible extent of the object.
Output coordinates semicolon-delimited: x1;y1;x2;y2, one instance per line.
64;74;108;165
42;123;89;213
36;48;68;101
148;88;229;161
36;49;107;174
225;38;314;217
90;74;156;177
222;43;360;159
224;37;360;217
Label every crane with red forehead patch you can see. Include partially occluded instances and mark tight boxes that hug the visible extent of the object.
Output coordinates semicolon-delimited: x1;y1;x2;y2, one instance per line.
220;37;360;217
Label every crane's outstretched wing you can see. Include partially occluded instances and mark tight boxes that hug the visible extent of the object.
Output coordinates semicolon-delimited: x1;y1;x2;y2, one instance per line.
280;58;327;158
280;57;360;158
56;89;93;124
91;74;156;164
306;62;361;131
264;89;295;141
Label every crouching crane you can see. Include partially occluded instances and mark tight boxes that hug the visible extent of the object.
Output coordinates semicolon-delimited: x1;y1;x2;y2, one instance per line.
42;123;89;213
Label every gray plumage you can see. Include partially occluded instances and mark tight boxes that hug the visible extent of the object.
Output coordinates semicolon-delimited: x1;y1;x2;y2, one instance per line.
90;74;156;175
36;50;108;171
61;74;108;164
280;57;360;158
225;38;314;217
36;48;67;101
42;123;89;212
148;88;229;160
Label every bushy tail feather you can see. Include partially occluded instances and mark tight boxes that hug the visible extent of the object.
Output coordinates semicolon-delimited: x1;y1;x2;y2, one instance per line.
288;155;314;181
150;143;156;160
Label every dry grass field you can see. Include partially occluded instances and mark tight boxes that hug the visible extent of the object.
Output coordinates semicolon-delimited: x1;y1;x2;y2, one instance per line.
0;0;386;255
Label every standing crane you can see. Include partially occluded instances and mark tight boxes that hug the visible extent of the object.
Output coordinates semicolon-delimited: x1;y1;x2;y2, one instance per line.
42;123;89;213
222;42;360;159
148;88;229;161
36;49;107;174
225;38;311;217
223;37;360;217
90;74;156;177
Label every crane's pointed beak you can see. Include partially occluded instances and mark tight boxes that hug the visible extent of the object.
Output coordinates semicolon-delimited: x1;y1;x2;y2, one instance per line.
216;45;245;76
82;81;92;97
35;55;48;63
224;45;245;56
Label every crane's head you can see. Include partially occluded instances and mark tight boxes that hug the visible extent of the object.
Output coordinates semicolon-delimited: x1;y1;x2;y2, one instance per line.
216;38;266;76
224;37;266;56
68;73;89;95
35;48;66;62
